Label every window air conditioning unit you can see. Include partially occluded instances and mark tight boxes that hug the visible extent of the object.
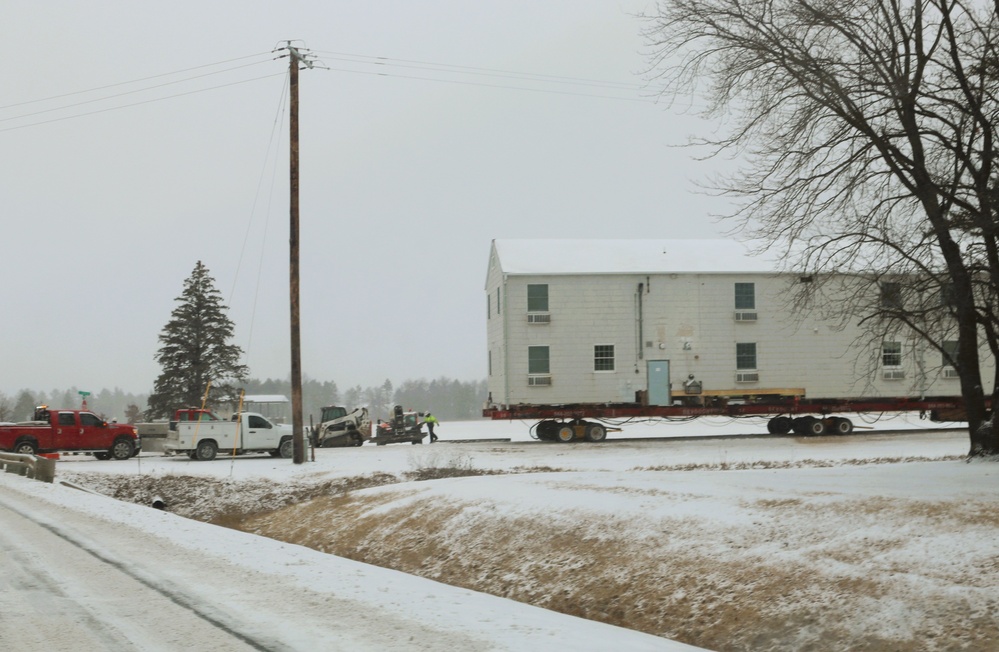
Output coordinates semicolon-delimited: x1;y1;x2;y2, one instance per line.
883;369;906;380
943;368;960;378
734;311;758;322
735;372;759;383
527;313;551;324
528;375;552;386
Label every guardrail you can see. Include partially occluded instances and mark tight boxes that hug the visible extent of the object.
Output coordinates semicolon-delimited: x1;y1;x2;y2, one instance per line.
0;452;56;483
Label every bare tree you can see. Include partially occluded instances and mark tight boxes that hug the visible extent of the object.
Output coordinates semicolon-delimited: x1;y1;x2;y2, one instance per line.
645;0;999;455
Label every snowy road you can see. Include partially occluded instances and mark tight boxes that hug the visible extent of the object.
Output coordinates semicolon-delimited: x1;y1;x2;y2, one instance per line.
0;474;698;651
0;494;264;651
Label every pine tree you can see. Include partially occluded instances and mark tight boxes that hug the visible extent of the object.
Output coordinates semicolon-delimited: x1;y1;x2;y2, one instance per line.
147;261;248;418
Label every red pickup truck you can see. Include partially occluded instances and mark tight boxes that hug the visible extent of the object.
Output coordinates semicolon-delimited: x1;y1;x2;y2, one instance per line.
0;406;140;460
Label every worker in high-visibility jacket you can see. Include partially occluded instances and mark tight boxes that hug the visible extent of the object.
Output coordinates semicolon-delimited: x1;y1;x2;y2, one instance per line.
424;412;440;443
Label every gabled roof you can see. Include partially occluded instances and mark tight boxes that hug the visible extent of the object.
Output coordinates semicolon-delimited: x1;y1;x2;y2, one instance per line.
489;239;778;278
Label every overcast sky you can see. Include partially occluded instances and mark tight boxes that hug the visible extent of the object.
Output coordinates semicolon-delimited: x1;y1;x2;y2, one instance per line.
1;1;732;397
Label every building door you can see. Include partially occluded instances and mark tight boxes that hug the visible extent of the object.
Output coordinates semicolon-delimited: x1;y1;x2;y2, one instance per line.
647;359;671;406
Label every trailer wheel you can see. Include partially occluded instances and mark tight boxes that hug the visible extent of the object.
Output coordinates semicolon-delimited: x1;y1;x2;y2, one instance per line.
111;437;135;460
278;438;293;459
535;421;558;441
13;439;38;455
195;440;218;461
187;451;198;460
555;425;575;443
767;416;792;435
792;417;826;436
830;417;853;435
93;452;111;460
584;423;607;442
801;417;826;436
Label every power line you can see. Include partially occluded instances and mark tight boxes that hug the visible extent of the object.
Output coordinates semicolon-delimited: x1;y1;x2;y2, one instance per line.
0;51;275;111
1;46;656;134
314;50;642;91
0;60;276;125
0;73;285;134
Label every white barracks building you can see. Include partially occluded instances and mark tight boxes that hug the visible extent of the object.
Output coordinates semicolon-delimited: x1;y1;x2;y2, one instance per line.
485;239;984;409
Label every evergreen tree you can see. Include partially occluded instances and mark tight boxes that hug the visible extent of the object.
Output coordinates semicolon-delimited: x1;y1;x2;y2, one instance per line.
147;261;248;418
13;390;37;421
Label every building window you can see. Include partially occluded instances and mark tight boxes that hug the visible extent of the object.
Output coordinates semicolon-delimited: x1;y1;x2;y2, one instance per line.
497;287;501;315
488;350;492;376
882;341;902;367
736;342;757;370
735;283;755;310
528;346;550;374
594;345;615;371
942;340;959;367
880;282;903;309
527;284;549;312
487;294;491;319
939;283;958;308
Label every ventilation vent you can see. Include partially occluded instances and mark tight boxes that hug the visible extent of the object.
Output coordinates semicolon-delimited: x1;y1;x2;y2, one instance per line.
734;311;758;322
527;313;551;324
883;369;906;380
943;368;960;379
735;372;759;383
527;375;552;387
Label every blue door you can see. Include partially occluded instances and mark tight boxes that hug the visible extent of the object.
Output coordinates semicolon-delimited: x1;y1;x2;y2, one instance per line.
647;360;671;406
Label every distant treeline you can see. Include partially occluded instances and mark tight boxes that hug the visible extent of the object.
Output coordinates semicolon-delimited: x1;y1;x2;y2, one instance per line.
0;377;487;424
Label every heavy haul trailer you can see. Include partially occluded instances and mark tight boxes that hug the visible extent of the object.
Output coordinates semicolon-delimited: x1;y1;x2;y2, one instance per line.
483;395;971;442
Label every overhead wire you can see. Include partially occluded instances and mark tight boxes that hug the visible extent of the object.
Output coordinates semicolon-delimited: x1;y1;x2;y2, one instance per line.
0;72;285;133
0;59;276;124
0;51;274;111
230;72;290;369
314;50;642;91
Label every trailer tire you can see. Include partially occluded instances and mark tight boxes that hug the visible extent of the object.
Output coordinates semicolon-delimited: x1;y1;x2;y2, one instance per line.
278;438;293;459
94;452;111;460
555;425;575;443
13;438;38;455
195;440;218;461
188;451;198;460
111;437;135;460
535;421;558;441
584;423;607;442
830;417;854;435
792;417;826;436
767;416;792;435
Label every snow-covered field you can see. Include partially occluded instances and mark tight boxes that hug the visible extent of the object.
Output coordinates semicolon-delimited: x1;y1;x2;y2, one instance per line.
3;416;997;650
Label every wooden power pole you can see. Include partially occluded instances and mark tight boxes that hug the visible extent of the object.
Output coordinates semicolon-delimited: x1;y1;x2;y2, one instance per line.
287;42;312;464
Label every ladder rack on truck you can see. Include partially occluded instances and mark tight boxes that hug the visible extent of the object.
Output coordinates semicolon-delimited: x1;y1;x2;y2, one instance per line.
483;395;971;443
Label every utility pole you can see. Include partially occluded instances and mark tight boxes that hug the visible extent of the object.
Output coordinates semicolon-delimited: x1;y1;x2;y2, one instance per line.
287;42;313;465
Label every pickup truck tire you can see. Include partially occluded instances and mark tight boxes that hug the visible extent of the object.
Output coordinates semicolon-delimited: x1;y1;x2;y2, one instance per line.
278;438;293;459
13;438;38;455
111;437;135;460
195;440;218;461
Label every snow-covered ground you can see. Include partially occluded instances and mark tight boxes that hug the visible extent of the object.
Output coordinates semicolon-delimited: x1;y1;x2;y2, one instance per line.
3;416;996;650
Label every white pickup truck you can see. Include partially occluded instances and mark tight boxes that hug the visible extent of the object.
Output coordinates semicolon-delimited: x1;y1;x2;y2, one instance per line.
162;412;293;461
